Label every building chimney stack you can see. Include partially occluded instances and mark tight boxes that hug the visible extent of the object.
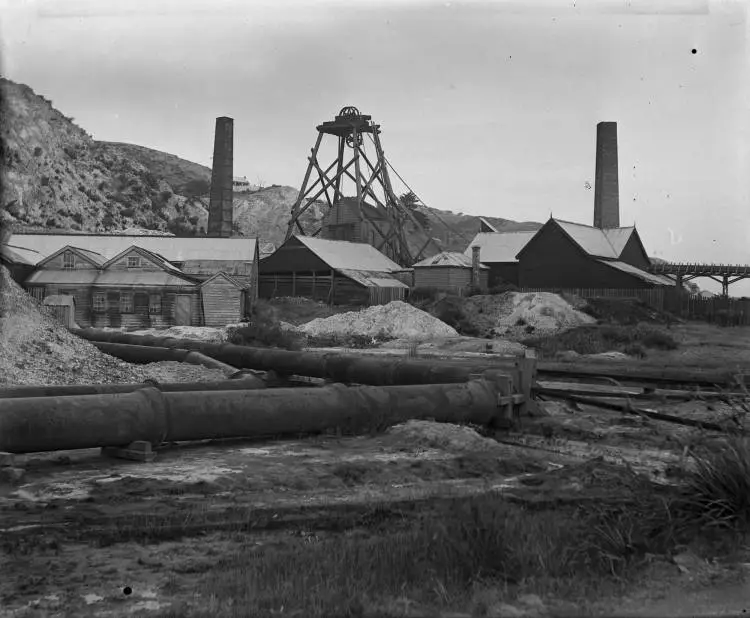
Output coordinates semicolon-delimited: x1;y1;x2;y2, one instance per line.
207;116;234;238
471;245;481;288
593;121;620;229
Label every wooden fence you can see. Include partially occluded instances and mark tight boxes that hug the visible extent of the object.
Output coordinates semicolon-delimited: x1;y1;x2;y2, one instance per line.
518;287;667;310
518;287;750;326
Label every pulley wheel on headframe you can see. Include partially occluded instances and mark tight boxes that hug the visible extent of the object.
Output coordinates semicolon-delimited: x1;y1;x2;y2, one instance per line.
339;106;360;118
345;133;363;148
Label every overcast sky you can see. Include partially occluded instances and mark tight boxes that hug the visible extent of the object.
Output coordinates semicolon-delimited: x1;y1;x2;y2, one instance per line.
1;0;748;294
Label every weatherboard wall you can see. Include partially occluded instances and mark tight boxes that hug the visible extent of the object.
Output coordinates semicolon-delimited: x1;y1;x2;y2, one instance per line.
200;277;243;327
413;266;488;291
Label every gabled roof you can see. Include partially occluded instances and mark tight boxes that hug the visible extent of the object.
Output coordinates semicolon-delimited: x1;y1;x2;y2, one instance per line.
294;236;402;272
8;233;257;264
413;251;489;269
36;245;107;269
478;217;499;233
198;272;245;289
101;245;183;273
549;219;638;260
553;220;621;259
463;231;537;263
599;260;674;286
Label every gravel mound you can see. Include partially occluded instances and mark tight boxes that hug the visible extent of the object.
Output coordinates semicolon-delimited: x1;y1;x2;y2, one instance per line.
386;420;500;452
492;292;596;336
298;301;458;341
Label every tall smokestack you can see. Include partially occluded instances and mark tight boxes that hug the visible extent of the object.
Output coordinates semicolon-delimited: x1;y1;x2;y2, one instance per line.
593;121;620;229
471;245;481;288
207;117;234;238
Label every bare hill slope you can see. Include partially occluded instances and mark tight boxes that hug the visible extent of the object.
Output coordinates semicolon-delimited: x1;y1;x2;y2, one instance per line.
1;77;541;254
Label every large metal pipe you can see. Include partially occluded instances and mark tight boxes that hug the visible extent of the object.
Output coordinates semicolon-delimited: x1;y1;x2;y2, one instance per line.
90;342;239;376
72;328;747;387
0;380;502;453
72;329;509;385
0;376;266;400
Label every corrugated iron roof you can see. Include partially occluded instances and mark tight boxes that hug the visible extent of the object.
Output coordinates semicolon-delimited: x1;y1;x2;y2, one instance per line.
463;231;537;263
413;251;488;269
91;272;198;287
8;234;257;263
180;259;253;275
71;247;107;266
25;270;99;285
602;227;636;255
0;244;37;265
555;220;619;258
337;269;409;289
599;260;674;286
295;236;402;272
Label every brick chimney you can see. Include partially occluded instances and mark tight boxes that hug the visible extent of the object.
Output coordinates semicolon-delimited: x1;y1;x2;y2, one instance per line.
471;245;481;288
207;117;234;238
593;121;620;229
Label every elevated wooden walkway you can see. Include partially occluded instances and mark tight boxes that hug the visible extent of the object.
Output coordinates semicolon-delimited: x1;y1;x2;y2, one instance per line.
650;262;750;296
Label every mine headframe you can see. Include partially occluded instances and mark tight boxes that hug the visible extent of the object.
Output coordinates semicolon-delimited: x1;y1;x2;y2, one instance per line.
285;106;438;267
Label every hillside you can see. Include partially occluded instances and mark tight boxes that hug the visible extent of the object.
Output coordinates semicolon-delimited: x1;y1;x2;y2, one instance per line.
0;77;541;254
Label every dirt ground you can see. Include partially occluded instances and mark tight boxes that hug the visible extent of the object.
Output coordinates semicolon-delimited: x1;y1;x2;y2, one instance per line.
1;388;746;617
2;319;750;617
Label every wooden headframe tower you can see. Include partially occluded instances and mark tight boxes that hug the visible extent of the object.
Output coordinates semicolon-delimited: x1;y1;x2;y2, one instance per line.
285;106;436;266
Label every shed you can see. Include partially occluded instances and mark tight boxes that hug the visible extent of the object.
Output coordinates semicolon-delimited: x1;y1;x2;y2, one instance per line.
200;273;245;326
259;235;408;305
412;251;489;292
42;294;77;329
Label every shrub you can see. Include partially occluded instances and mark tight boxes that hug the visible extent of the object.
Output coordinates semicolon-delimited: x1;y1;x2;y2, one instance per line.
674;438;750;531
638;327;678;350
33;146;43;157
226;301;303;351
487;282;518;295
40;176;50;187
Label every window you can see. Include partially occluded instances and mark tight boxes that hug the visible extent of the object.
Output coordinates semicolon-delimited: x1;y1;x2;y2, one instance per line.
119;292;134;313
93;293;106;313
149;294;162;314
62;251;75;269
127;256;140;268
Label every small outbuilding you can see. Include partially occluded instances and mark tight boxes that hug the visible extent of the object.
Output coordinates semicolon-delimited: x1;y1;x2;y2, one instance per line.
462;231;537;287
42;294;77;329
200;273;246;327
412;251;488;293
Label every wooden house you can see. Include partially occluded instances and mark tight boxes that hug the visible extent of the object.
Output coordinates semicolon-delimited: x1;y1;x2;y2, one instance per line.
9;232;259;313
515;219;673;289
25;245;202;328
259;236;408;305
412;251;488;293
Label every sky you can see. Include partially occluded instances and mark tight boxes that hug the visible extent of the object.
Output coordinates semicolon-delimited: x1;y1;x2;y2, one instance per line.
1;0;748;294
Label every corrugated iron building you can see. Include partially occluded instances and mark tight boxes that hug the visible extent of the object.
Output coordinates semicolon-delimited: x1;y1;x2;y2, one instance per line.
515;218;672;289
259;236;408;305
412;251;488;293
